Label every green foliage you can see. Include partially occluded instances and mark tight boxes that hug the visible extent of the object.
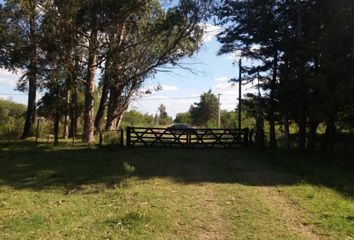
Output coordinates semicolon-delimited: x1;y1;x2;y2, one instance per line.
120;110;155;128
0;99;26;139
189;90;219;127
101;131;122;145
157;104;173;126
174;112;192;124
220;110;237;128
122;161;136;175
1;0;210;140
37;86;86;120
174;108;255;129
215;0;354;149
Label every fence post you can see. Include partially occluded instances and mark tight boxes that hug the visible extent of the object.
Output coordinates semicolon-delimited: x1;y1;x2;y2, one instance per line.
243;128;249;147
249;129;254;147
126;127;131;147
120;128;124;146
35;119;40;143
187;130;191;148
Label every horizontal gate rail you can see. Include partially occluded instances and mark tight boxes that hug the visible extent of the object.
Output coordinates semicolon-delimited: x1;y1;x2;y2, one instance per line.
126;127;249;148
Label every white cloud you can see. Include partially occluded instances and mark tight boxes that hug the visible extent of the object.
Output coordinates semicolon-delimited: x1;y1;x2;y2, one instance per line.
0;69;18;86
225;50;242;62
140;84;179;95
0;95;12;100
250;44;261;53
131;95;196;118
161;84;178;92
213;82;238;98
130;79;257;117
225;45;261;62
201;23;222;43
212;80;257;111
213;77;228;83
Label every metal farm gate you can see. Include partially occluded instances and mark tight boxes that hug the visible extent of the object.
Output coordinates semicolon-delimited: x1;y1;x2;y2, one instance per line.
126;127;249;148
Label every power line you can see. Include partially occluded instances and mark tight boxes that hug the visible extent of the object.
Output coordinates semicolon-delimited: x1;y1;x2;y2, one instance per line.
137;96;199;101
0;93;27;96
0;93;239;100
136;95;238;101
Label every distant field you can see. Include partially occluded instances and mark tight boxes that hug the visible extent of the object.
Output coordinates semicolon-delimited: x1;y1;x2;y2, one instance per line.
0;142;353;239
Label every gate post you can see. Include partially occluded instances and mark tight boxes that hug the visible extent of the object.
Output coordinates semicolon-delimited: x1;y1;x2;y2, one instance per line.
248;128;254;147
120;128;124;146
126;127;131;147
187;130;191;148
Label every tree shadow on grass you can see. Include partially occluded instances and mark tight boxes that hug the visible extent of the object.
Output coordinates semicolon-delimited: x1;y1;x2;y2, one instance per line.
0;141;353;198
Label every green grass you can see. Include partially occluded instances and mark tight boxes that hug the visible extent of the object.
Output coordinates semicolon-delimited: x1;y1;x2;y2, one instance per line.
0;141;353;239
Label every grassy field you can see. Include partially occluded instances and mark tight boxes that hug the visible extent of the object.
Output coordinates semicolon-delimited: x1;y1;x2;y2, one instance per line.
0;142;353;239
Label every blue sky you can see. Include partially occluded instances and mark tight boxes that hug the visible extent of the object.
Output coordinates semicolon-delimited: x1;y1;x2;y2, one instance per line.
0;13;255;118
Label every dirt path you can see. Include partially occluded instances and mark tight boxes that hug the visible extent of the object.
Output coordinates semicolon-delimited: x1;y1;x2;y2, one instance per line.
224;158;322;240
195;183;227;240
191;156;322;240
260;186;321;240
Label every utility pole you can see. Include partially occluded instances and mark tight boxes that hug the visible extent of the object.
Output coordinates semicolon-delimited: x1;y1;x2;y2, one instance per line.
238;59;242;129
217;93;221;128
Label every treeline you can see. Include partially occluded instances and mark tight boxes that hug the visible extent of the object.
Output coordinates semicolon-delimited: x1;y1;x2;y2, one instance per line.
0;98;173;139
174;90;255;128
0;98;26;139
214;0;354;151
0;0;211;144
121;104;173;128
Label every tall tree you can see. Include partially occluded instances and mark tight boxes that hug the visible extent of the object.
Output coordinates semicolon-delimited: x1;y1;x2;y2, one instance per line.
36;0;85;144
102;0;209;130
189;90;219;127
215;0;286;148
2;0;43;139
77;1;101;143
157;104;172;126
216;0;354;151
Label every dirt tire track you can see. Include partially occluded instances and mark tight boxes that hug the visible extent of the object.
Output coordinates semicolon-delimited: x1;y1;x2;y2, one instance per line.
260;186;321;240
236;159;322;240
195;183;227;240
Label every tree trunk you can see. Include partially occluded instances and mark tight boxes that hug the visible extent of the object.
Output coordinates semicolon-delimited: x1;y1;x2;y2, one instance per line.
322;117;336;150
107;95;130;131
95;73;110;131
83;25;98;143
115;109;127;129
106;86;131;130
62;88;70;139
21;69;37;139
283;113;290;150
269;50;278;149
54;111;60;145
297;110;306;152
255;116;264;147
69;85;77;139
105;85;123;130
54;82;60;146
21;9;37;139
307;118;319;151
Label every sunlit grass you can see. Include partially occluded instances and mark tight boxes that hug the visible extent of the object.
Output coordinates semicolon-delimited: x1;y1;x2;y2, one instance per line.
0;141;353;239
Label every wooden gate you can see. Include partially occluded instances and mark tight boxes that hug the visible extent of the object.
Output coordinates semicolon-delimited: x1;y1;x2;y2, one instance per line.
126;127;249;148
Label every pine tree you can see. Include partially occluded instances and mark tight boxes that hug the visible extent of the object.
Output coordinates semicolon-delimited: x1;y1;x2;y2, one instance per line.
189;90;219;127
